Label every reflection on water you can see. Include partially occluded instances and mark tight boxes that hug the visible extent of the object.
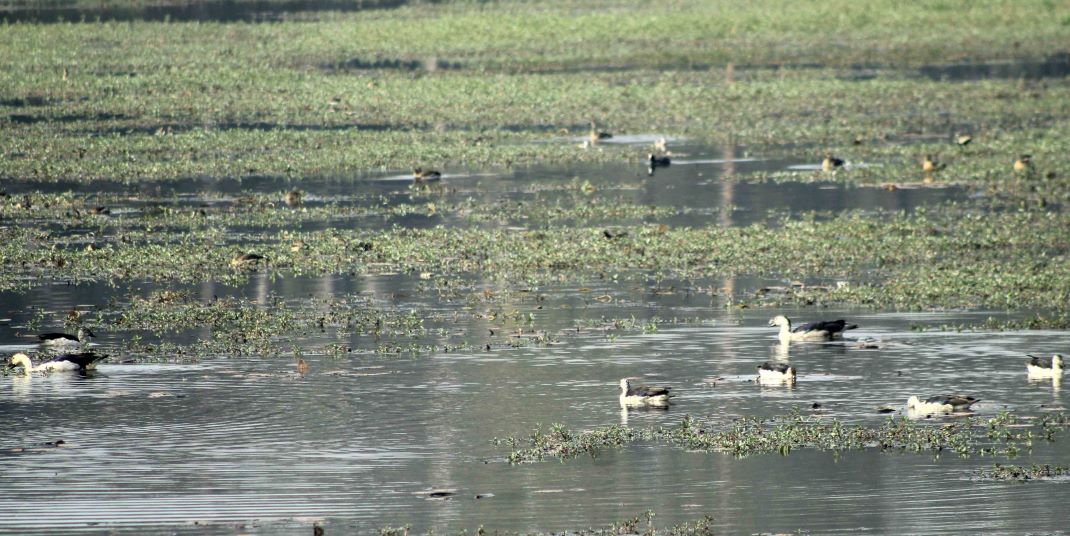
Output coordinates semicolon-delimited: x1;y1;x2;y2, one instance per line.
0;0;410;24
0;142;1065;533
918;53;1070;81
2;304;1069;534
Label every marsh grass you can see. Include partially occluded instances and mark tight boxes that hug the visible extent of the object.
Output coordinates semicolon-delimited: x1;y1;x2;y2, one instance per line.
497;412;1070;463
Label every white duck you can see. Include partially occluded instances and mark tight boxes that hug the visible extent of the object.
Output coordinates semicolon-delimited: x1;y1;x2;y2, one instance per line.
756;361;797;383
768;315;857;342
1027;354;1063;378
619;378;673;407
906;394;979;414
37;327;95;348
9;351;108;375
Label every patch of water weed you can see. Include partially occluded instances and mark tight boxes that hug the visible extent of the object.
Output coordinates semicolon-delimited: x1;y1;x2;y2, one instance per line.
975;463;1070;482
496;412;1070;464
380;511;716;536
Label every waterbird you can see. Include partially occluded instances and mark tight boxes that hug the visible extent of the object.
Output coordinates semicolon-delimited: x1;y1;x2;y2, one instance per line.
648;153;671;167
768;315;857;342
296;357;309;376
756;361;796;383
821;153;845;171
1013;154;1033;172
922;154;944;173
906;394;979;414
284;190;303;207
412;168;442;183
589;121;612;143
956;134;972;146
230;252;265;268
654;137;669;153
619;378;673;407
8;351;107;375
1027;353;1063;378
37;327;95;348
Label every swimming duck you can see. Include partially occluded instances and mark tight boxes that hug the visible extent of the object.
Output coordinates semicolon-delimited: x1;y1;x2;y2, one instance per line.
412;168;442;183
589;121;612;143
922;154;944;173
821;154;845;171
956;134;972;146
283;190;303;207
1027;353;1063;378
1014;155;1032;172
756;361;796;383
8;351;108;375
768;315;857;342
619;378;673;407
38;327;95;348
906;394;979;414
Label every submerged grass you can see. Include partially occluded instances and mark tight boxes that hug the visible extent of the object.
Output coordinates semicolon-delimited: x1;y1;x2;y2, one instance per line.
495;412;1070;463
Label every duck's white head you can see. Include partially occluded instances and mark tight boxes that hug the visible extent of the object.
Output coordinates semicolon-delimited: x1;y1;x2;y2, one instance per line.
768;315;790;328
906;395;921;409
619;378;631;393
1054;354;1065;368
9;353;32;374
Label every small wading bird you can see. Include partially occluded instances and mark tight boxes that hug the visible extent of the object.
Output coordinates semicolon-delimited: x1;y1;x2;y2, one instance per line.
412;168;442;183
756;361;796;383
589;121;612;144
768;315;858;342
922;154;944;173
647;153;671;175
619;378;673;407
822;153;845;171
1027;353;1063;378
1013;154;1033;172
8;351;107;375
230;252;265;268
38;327;95;348
906;394;979;414
283;190;303;207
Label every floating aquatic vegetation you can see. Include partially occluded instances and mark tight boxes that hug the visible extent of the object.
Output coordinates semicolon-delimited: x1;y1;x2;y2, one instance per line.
497;412;1070;464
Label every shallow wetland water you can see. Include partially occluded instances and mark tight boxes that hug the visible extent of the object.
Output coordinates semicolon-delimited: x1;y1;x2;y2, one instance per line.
1;142;1067;534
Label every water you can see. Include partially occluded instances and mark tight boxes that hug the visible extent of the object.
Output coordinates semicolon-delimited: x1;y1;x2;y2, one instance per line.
2;310;1068;534
1;145;1066;534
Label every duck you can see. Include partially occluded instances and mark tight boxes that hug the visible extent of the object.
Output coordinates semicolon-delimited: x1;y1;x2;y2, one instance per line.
9;351;108;375
412;168;442;183
283;190;303;207
1013;154;1032;172
922;154;944;173
38;327;95;347
756;361;796;383
956;134;972;146
589;121;612;143
1027;353;1063;378
768;315;857;342
619;378;673;407
821;153;845;171
906;394;979;414
230;252;265;268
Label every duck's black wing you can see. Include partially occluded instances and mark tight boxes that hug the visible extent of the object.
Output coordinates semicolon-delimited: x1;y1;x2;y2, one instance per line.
629;385;671;397
792;319;857;334
49;351;108;370
1028;354;1052;368
757;362;793;374
927;394;978;407
38;332;76;342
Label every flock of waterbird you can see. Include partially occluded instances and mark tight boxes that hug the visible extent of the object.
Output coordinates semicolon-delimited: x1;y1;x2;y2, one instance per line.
619;315;1065;417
